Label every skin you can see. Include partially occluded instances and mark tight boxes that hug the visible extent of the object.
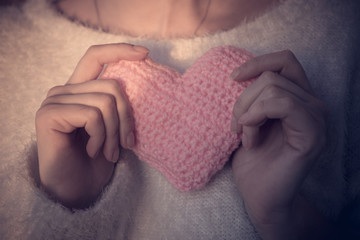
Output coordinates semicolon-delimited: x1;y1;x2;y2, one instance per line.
36;44;149;208
230;51;330;239
36;0;333;238
57;0;281;38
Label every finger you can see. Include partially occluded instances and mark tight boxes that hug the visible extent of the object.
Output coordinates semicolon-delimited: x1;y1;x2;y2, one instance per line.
47;79;135;149
42;93;120;163
239;98;301;126
232;71;315;133
239;97;321;153
38;104;106;159
67;43;149;84
241;126;260;150
231;50;314;94
249;83;326;123
239;87;303;149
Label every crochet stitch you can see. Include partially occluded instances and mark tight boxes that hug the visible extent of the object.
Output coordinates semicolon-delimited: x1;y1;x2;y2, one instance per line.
102;46;254;191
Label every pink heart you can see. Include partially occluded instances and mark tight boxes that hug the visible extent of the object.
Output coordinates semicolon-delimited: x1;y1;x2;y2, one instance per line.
102;46;254;191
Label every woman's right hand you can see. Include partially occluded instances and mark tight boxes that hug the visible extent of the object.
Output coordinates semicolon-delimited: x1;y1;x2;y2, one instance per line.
35;43;149;208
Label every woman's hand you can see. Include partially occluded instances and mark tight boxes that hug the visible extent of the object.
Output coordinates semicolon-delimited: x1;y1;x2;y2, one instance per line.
35;43;149;208
230;50;329;239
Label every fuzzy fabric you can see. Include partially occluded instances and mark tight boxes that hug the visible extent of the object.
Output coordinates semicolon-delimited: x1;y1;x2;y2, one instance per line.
102;46;253;191
0;0;359;239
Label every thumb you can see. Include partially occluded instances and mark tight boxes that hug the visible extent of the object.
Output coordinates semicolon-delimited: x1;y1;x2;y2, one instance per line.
67;43;149;84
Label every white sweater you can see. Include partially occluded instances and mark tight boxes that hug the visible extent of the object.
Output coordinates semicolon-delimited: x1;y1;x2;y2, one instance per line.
0;0;359;239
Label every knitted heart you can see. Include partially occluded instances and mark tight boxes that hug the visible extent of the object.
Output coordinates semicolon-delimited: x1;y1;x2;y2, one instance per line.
101;46;254;191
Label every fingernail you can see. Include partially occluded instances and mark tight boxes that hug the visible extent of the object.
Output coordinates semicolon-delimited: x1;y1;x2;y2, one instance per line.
97;64;108;79
133;45;149;54
231;117;238;133
111;148;120;163
238;113;249;124
231;118;243;134
230;68;240;80
126;132;135;148
242;133;249;150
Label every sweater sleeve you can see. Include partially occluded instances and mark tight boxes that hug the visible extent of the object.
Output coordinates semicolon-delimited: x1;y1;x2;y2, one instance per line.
343;0;360;200
345;48;360;199
338;7;360;238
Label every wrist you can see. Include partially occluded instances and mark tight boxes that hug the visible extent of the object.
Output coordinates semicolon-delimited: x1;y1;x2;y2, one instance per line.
40;171;102;209
39;157;114;209
247;195;333;240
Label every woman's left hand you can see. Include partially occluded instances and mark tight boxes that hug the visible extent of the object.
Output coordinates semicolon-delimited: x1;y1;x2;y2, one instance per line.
230;50;328;239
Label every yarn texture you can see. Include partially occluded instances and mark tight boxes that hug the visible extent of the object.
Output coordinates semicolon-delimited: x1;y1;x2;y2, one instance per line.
1;0;359;238
102;46;254;191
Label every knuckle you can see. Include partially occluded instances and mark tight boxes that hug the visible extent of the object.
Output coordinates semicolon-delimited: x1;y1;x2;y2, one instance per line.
86;44;101;56
244;57;258;69
281;50;303;74
36;104;54;115
260;71;276;80
40;97;52;107
263;84;281;98
281;49;296;62
46;85;63;97
85;106;103;123
104;80;129;112
35;104;57;126
280;97;297;111
35;107;47;122
253;100;266;113
98;93;117;111
103;78;123;93
258;71;278;86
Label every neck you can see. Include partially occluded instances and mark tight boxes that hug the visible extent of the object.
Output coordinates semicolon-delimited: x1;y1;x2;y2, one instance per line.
94;0;212;38
57;0;281;39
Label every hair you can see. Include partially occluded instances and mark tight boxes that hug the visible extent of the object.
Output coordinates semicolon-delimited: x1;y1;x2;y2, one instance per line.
0;0;26;6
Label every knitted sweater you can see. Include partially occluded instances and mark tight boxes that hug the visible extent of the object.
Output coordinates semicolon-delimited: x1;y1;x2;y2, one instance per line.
0;0;359;239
